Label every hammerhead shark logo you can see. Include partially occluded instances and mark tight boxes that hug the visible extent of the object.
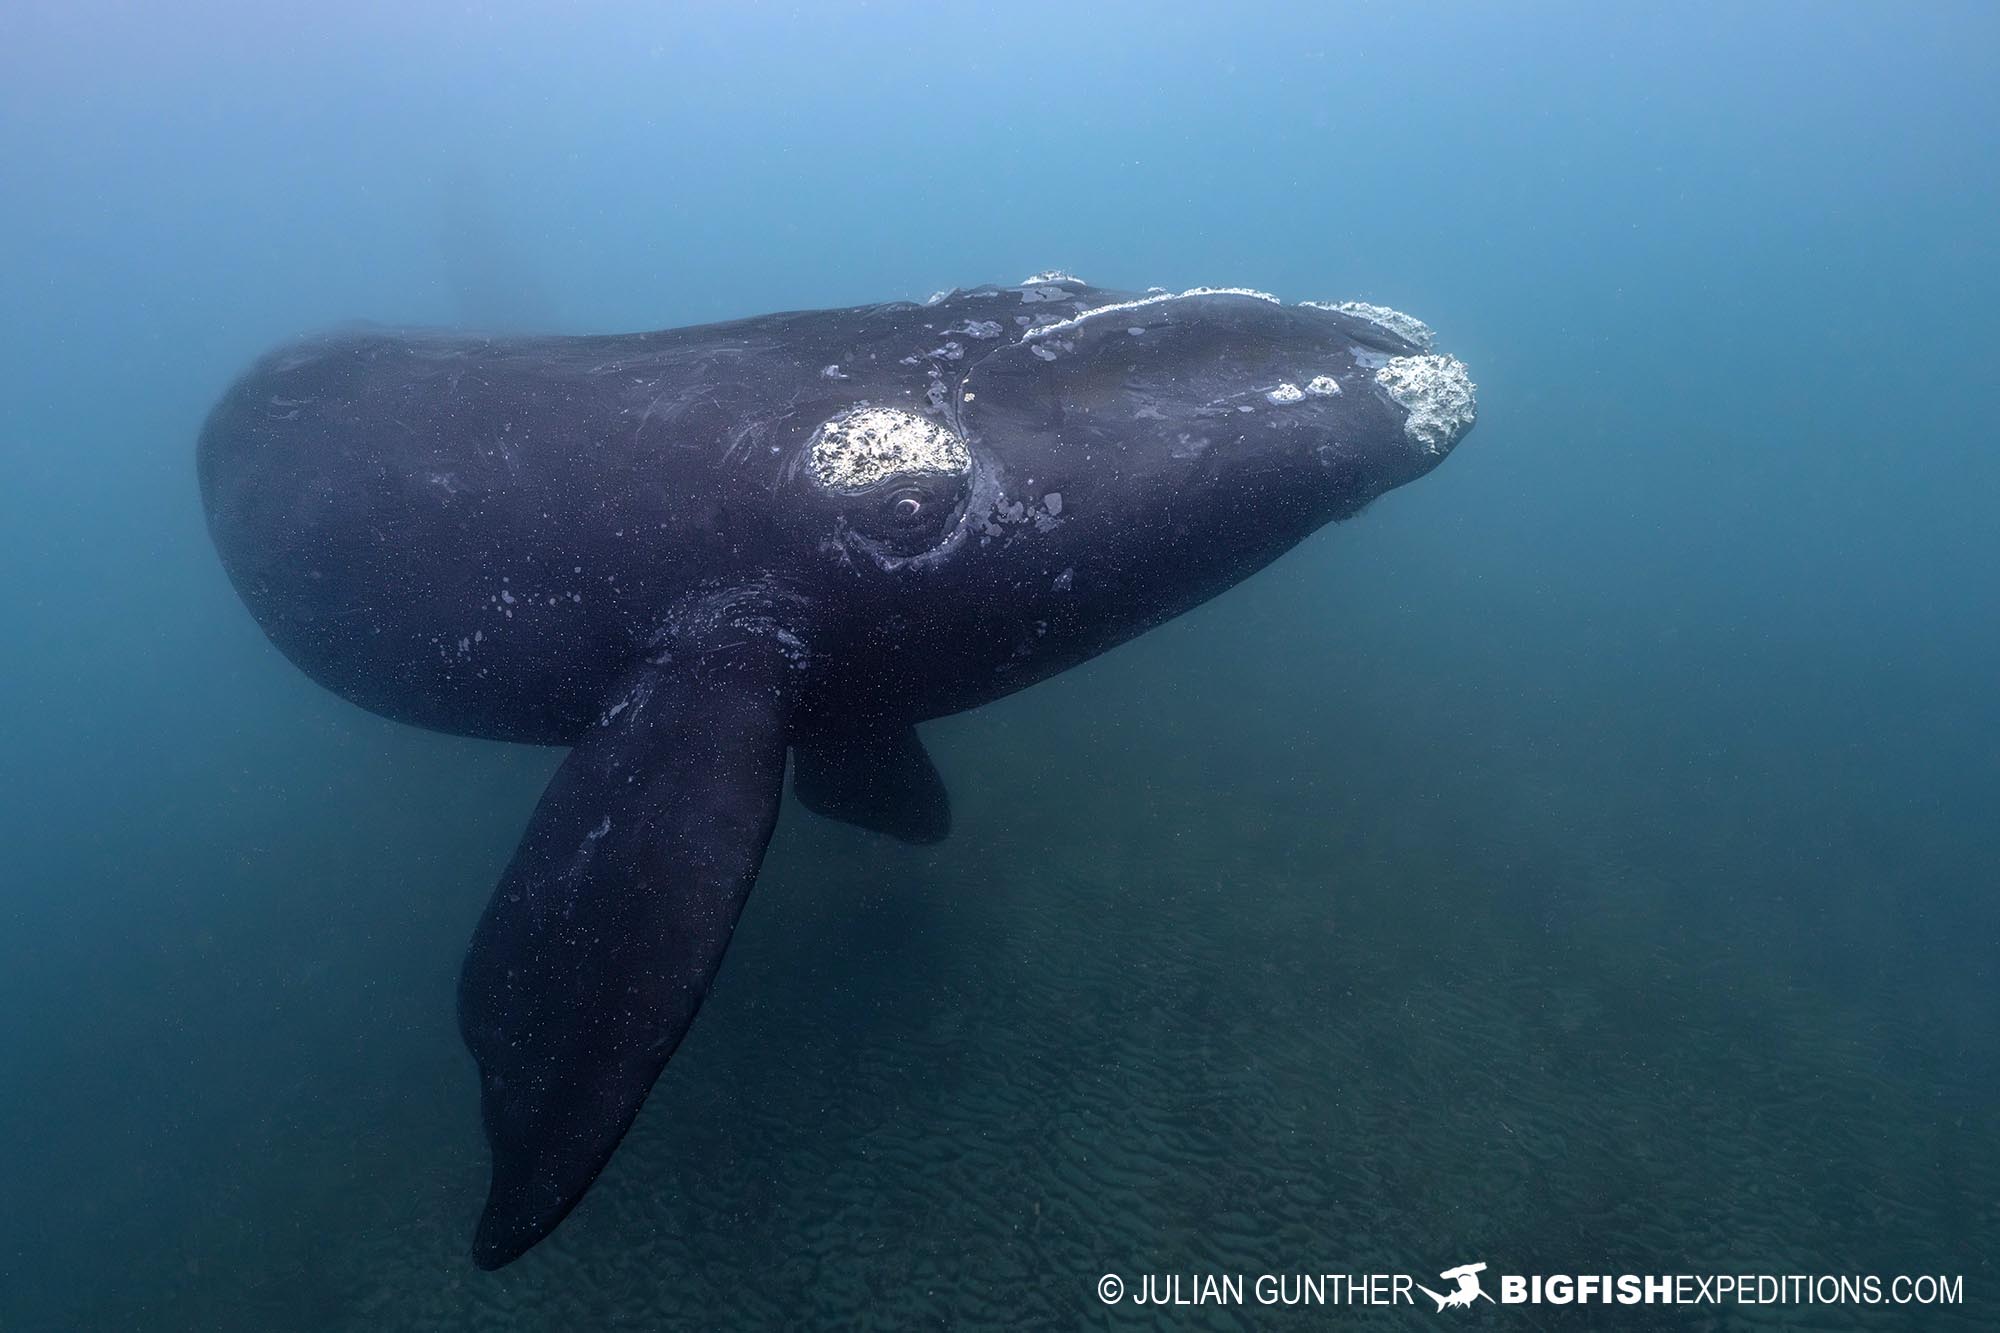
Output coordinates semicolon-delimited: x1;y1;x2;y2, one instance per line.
1417;1261;1494;1311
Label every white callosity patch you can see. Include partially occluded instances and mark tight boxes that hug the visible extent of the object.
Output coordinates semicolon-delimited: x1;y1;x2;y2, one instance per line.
1269;375;1341;404
1375;355;1478;455
807;406;972;494
1020;270;1083;285
1301;300;1437;351
1024;286;1281;340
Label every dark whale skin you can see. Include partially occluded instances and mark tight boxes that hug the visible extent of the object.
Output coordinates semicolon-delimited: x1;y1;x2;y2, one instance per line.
197;277;1476;1267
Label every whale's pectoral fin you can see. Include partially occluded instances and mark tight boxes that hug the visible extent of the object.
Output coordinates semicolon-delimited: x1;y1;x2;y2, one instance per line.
456;632;797;1269
793;723;950;844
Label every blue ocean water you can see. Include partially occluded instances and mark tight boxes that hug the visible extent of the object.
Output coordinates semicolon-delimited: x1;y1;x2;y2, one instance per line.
2;2;1995;1327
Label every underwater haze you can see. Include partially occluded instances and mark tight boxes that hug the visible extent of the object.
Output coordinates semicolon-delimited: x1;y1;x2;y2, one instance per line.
3;1;1997;1327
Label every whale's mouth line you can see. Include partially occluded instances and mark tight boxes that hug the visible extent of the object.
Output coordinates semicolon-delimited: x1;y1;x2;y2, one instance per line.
991;278;1472;455
1021;285;1284;341
902;279;1477;568
1004;276;1438;354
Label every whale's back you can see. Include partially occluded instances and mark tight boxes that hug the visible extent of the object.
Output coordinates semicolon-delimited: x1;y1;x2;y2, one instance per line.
197;329;774;743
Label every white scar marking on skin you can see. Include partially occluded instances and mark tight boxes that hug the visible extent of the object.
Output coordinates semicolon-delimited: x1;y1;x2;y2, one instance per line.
807;406;972;493
1024;286;1281;340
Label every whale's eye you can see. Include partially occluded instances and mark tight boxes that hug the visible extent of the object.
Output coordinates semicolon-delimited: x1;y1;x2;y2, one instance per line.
793;407;972;559
824;473;968;559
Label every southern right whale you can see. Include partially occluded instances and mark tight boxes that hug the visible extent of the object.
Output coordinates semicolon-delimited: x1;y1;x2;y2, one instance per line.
197;274;1478;1267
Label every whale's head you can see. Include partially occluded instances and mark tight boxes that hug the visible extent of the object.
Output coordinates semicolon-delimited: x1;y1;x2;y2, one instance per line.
782;282;1477;709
